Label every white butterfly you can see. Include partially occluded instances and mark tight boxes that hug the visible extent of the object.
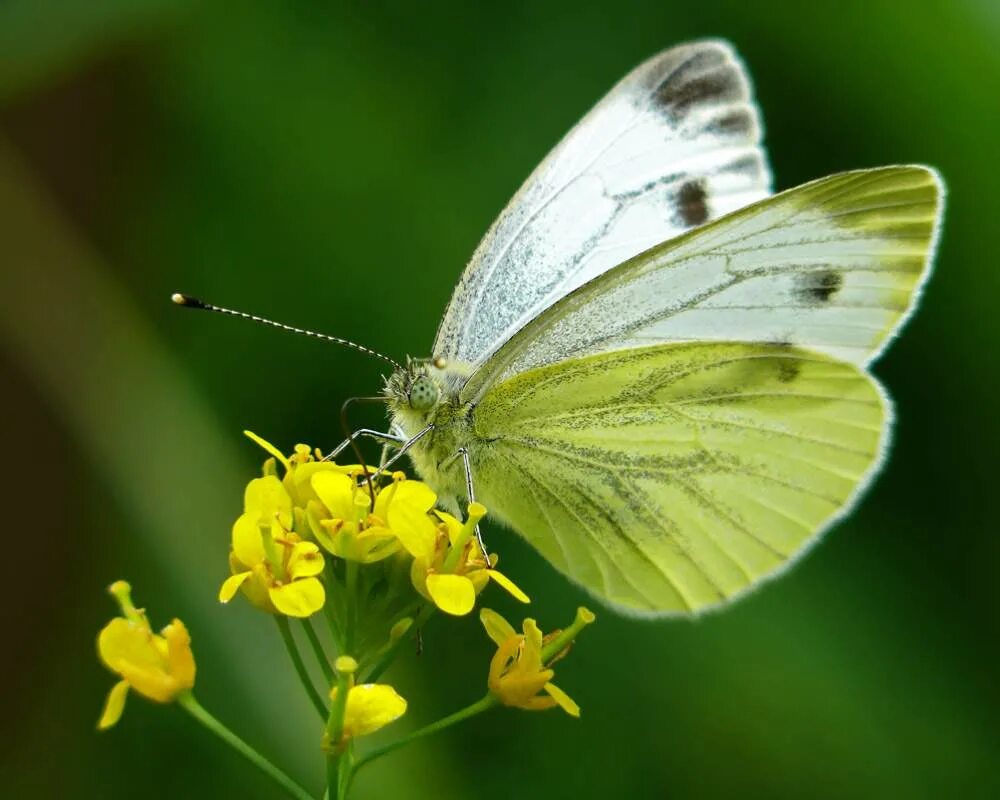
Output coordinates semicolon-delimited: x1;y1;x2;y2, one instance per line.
182;40;943;616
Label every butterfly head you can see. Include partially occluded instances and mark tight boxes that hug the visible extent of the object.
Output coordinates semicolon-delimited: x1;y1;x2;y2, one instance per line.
407;373;440;411
384;357;449;417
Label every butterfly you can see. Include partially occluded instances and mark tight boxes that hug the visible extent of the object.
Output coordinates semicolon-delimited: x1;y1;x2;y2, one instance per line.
179;40;943;616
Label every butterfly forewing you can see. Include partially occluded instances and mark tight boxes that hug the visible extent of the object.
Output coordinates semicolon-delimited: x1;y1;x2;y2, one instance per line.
462;166;942;400
471;342;887;614
433;40;772;371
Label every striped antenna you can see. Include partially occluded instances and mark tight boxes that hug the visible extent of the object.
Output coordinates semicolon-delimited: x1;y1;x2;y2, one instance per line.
171;293;402;370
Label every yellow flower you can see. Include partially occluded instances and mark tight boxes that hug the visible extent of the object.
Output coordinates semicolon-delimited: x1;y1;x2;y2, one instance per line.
219;474;326;617
480;607;595;716
244;430;363;514
403;502;529;616
305;470;418;563
326;657;407;746
333;683;408;741
97;581;196;729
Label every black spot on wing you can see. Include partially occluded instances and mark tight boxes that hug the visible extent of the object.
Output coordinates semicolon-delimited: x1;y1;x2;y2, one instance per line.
768;341;800;383
776;359;800;383
708;107;754;138
653;51;746;121
793;269;843;305
674;180;709;227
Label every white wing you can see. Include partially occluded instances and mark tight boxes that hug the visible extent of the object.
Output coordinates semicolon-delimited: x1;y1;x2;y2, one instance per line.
433;40;771;369
463;166;944;400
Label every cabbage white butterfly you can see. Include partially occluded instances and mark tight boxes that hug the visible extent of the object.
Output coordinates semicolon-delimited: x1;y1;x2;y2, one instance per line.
179;40;943;616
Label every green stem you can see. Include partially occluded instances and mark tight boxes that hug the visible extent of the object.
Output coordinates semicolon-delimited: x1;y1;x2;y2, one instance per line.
178;693;315;800
337;744;354;799
353;694;497;775
361;603;434;684
344;560;359;654
325;756;338;800
301;618;335;684
325;670;351;799
275;616;328;720
323;597;344;651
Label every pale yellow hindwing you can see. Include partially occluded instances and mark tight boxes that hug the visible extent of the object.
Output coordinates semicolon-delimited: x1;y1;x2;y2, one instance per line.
472;342;888;615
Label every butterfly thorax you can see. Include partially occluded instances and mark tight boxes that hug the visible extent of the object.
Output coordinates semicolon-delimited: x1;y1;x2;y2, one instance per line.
385;360;472;510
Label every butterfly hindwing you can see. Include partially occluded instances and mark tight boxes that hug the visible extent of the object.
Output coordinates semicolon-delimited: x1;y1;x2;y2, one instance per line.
471;342;888;615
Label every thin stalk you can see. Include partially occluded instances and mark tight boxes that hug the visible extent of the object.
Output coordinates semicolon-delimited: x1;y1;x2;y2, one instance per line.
325;670;351;800
323;560;345;650
301;618;335;684
337;743;354;799
353;694;497;774
275;616;328;720
178;693;315;800
362;603;434;684
344;560;359;654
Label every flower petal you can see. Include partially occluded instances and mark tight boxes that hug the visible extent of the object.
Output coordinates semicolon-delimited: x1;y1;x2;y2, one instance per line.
290;461;341;504
487;570;530;603
98;618;161;674
355;526;402;563
311;472;357;521
385;480;439;558
287;542;325;579
97;680;130;730
520;619;545;672
432;510;463;545
244;475;292;527
544;682;580;717
269;578;325;617
115;658;179;702
479;608;517;647
219;571;251;603
389;479;437;515
163;619;196;690
342;684;407;738
244;430;290;469
391;511;439;561
426;574;476;616
231;513;265;568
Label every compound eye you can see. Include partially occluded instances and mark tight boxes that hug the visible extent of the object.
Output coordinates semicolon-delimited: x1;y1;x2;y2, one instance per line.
408;376;439;411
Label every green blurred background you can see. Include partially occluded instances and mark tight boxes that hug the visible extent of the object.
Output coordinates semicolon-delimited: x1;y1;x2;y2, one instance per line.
2;1;997;797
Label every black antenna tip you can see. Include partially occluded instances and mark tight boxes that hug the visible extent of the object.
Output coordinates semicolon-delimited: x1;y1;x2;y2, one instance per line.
171;292;206;309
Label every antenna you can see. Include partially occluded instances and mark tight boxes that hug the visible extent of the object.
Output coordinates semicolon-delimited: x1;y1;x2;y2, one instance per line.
171;293;402;370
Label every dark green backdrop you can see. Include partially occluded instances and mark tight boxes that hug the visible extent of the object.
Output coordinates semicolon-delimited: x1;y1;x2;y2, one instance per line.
2;2;997;798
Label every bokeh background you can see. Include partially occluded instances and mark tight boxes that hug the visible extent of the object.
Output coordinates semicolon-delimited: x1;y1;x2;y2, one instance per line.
2;1;998;797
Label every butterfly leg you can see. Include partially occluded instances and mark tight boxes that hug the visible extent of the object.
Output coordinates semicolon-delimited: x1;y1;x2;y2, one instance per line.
371;423;435;477
322;428;405;462
457;447;491;565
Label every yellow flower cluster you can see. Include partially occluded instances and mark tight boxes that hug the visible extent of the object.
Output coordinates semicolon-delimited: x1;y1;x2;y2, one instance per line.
219;432;529;618
95;430;597;796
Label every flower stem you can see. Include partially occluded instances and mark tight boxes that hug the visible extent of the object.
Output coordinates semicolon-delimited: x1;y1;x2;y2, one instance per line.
324;669;351;799
344;560;359;654
322;572;344;651
353;694;497;775
301;618;335;684
361;603;434;684
178;692;315;800
275;616;328;721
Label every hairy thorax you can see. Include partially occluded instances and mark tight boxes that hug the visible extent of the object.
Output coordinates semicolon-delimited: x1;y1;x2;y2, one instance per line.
385;363;474;510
